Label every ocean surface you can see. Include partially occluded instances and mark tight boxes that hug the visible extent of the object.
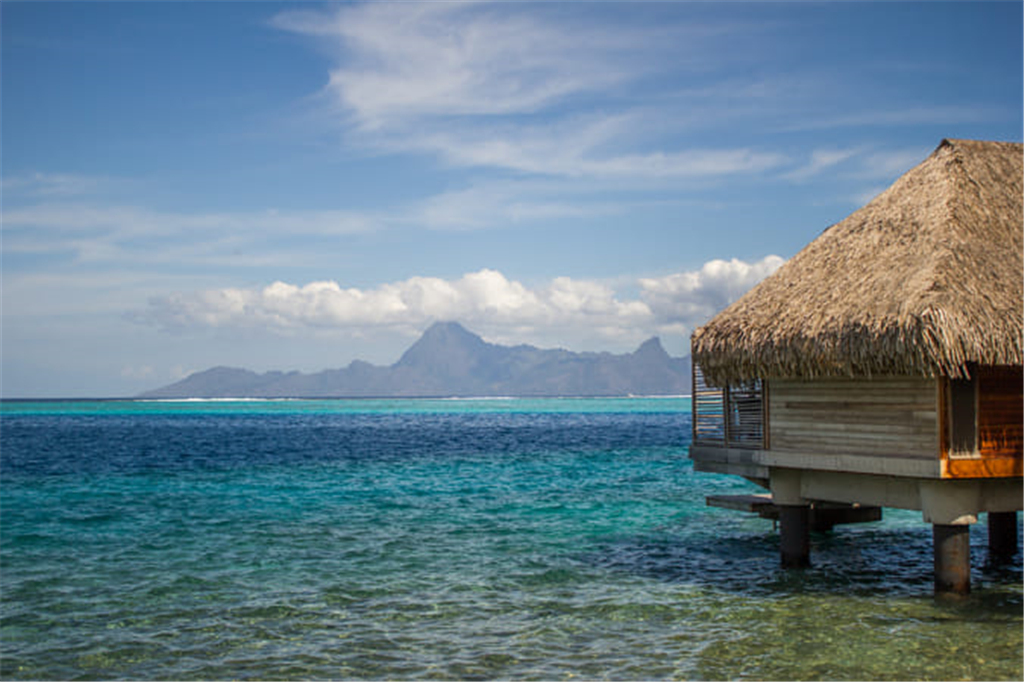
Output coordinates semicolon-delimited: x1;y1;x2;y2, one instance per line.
1;398;1021;680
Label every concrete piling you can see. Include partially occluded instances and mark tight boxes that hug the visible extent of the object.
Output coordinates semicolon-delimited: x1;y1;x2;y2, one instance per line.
933;524;971;595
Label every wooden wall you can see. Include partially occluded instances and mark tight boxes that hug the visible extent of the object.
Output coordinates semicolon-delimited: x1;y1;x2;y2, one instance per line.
769;377;938;459
978;365;1023;459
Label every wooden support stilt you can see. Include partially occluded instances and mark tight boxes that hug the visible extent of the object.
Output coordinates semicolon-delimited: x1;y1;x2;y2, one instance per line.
933;524;971;596
779;504;810;568
988;511;1018;562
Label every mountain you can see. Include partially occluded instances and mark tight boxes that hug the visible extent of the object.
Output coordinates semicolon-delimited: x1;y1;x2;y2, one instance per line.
139;322;692;398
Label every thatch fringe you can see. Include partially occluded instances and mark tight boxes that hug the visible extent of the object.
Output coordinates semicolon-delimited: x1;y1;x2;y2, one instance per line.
693;139;1023;386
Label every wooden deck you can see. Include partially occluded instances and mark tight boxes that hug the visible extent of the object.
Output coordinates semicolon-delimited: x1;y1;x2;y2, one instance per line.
706;493;882;531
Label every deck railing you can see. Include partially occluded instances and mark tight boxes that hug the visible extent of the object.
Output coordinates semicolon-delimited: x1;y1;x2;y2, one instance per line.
693;364;765;449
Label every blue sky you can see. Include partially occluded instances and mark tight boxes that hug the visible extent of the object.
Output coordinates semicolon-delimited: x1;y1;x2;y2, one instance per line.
3;1;1022;397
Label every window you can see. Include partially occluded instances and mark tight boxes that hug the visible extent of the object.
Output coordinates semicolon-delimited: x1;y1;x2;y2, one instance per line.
948;372;977;458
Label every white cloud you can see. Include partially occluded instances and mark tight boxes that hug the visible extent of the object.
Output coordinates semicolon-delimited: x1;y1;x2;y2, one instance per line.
120;364;156;381
639;255;785;327
783;147;862;181
417;118;788;179
415;180;611;231
1;172;114;198
779;144;941;208
782;104;1006;132
137;268;646;333
856;149;931;179
273;3;789;182
273;2;630;128
2;201;379;265
3;203;377;239
135;257;784;349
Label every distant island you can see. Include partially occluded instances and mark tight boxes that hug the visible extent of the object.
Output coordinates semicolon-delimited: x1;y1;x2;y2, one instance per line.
141;321;692;398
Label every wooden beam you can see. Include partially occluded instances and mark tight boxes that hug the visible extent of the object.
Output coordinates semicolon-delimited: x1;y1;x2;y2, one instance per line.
942;456;1023;479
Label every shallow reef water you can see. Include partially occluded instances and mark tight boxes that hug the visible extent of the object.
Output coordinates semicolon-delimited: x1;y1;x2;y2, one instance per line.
2;398;1020;680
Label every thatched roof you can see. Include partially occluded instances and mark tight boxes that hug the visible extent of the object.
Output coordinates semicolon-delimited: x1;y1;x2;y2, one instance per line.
692;138;1023;385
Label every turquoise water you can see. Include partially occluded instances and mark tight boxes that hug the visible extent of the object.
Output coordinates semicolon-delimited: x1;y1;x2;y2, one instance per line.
2;398;1021;680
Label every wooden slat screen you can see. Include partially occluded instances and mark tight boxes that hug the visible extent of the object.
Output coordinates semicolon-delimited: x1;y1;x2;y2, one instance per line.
728;381;765;447
694;365;726;445
693;364;765;449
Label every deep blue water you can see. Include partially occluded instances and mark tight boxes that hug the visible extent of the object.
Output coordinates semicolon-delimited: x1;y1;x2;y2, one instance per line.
1;398;1021;680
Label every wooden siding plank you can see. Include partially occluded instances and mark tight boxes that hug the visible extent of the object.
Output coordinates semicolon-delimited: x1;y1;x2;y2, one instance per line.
761;450;943;476
772;428;935;441
772;415;935;428
769;377;938;460
769;443;936;457
770;439;937;450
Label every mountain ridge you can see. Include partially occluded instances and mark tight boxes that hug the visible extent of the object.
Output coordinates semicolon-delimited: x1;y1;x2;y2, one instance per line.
140;322;692;398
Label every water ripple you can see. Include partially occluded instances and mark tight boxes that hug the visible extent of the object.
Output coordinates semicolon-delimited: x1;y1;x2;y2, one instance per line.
2;402;1020;680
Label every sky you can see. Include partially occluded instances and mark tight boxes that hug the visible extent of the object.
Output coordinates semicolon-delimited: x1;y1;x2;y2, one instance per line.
2;1;1022;398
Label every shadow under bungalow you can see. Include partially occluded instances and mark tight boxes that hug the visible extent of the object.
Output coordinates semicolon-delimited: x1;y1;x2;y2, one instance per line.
689;138;1023;595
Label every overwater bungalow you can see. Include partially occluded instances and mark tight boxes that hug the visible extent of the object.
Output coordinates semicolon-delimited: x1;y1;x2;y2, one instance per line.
689;138;1023;595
